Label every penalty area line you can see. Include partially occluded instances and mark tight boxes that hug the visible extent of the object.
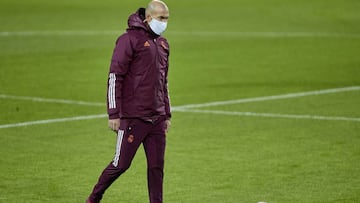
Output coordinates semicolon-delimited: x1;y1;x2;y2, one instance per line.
174;86;360;109
1;108;359;130
2;86;359;108
1;85;359;129
0;114;107;129
0;94;104;107
173;109;360;122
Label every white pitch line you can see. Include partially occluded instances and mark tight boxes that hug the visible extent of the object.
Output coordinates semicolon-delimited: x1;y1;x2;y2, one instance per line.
173;109;360;122
0;114;107;129
2;86;359;109
0;30;360;38
1;107;358;130
0;94;104;106
174;86;360;109
0;30;119;36
1;86;359;129
169;31;360;39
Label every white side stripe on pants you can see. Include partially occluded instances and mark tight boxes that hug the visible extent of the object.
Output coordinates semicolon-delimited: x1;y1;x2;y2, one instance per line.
112;130;124;167
108;73;116;109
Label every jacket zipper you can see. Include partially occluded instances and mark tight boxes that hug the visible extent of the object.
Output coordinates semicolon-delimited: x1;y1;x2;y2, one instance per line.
153;38;165;107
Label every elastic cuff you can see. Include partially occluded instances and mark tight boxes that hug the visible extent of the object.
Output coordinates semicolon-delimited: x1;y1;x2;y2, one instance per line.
108;112;120;119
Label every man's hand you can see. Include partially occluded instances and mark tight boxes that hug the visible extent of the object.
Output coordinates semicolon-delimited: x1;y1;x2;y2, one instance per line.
109;118;121;132
165;119;171;133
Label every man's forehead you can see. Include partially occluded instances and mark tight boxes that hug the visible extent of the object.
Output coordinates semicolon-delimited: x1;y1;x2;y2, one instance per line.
150;1;169;14
153;9;169;17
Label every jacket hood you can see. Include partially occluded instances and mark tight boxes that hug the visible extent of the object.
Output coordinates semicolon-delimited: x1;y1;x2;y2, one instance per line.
127;8;150;32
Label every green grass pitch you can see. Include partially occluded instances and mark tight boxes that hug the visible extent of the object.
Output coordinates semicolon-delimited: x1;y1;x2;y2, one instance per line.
1;0;360;202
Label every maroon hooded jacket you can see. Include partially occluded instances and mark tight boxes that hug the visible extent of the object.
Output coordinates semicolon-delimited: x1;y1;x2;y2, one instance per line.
107;8;171;121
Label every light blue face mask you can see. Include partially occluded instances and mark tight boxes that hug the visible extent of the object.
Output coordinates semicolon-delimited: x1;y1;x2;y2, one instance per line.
149;16;168;35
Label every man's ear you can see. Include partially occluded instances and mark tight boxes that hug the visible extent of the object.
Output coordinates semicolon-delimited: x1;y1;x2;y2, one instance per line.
144;15;152;23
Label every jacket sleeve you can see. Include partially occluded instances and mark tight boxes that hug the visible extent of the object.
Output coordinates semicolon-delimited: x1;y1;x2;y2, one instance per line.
164;76;171;119
107;33;134;119
164;47;171;119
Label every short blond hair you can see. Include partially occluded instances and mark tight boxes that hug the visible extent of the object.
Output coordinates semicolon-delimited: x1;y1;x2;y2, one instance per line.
146;0;169;16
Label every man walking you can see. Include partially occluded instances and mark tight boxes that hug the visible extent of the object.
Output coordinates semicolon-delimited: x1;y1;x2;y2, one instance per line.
86;1;171;202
